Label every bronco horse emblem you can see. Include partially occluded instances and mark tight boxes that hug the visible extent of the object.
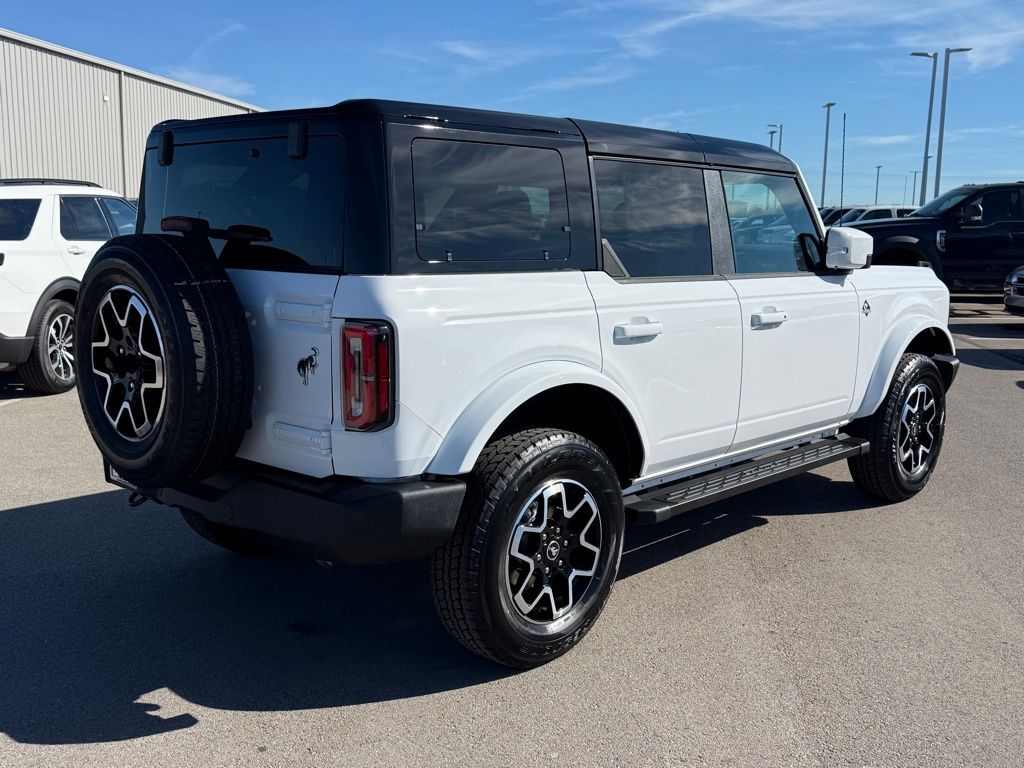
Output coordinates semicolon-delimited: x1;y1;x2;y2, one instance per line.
297;347;319;386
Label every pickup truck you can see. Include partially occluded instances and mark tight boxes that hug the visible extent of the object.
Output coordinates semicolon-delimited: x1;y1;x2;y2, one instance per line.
73;100;958;668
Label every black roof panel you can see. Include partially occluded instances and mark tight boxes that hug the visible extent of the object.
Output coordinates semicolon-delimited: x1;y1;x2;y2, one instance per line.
334;99;580;135
570;119;704;165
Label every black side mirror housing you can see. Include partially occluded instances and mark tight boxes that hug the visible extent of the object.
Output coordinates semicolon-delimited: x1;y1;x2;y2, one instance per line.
962;203;984;226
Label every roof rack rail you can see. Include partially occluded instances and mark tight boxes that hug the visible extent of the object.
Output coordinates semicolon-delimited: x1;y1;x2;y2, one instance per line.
0;178;101;187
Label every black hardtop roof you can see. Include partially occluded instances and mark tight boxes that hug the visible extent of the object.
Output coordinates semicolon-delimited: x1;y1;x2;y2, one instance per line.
154;99;796;172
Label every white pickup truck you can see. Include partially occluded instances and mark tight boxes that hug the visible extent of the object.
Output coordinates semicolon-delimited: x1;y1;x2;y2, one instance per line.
73;100;958;668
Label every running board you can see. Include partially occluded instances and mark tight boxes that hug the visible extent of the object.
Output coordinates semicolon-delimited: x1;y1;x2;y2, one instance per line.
624;435;870;525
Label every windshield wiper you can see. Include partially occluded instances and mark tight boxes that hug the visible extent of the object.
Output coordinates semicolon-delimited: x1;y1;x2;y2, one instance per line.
161;215;272;243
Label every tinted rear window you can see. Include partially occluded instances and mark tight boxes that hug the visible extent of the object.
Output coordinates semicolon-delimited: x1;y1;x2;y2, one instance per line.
0;199;41;240
412;139;570;262
143;136;344;270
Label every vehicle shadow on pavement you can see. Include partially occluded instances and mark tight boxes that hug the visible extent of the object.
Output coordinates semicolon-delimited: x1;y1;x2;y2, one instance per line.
0;370;43;401
954;347;1024;371
0;490;512;745
0;472;874;746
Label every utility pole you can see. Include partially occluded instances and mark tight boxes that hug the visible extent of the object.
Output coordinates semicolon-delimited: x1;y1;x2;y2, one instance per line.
875;165;883;205
911;51;938;205
821;102;836;206
934;47;973;198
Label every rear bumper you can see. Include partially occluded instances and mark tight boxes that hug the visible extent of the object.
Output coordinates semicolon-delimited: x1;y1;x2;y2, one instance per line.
0;333;33;364
120;461;466;564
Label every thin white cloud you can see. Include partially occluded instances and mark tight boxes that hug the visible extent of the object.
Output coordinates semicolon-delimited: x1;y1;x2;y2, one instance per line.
166;67;256;98
855;134;917;146
526;62;636;92
439;40;549;70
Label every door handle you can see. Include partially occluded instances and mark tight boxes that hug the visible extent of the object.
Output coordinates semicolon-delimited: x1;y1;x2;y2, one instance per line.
1009;232;1024;240
751;309;789;328
66;246;86;255
614;320;663;341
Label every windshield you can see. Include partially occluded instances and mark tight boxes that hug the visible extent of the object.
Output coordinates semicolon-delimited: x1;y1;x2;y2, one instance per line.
912;188;974;217
838;208;866;224
0;199;41;240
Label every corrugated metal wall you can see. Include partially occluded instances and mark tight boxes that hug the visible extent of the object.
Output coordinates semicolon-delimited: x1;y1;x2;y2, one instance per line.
0;33;254;196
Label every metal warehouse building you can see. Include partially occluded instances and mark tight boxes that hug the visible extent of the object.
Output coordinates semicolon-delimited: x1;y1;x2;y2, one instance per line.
0;28;260;196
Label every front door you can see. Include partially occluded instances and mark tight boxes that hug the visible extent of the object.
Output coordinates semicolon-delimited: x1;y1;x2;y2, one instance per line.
720;170;860;452
587;159;742;478
944;187;1024;289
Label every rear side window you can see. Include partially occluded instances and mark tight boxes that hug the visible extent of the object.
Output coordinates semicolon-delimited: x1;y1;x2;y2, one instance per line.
0;199;41;240
61;197;112;241
978;188;1024;223
860;209;893;221
411;139;570;262
722;171;817;274
594;159;712;278
101;198;137;236
143;136;344;270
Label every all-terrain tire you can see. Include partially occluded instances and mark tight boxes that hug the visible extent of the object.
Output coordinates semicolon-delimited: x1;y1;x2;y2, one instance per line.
432;428;625;668
74;234;253;488
20;299;77;394
847;353;947;502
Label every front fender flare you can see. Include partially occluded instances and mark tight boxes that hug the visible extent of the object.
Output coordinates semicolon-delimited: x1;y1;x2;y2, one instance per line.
426;361;648;476
854;317;955;420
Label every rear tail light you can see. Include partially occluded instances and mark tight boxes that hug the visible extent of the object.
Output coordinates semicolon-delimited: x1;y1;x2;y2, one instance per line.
341;320;393;431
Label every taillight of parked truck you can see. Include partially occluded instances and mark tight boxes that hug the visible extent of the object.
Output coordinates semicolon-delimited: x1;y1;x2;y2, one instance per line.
342;320;393;431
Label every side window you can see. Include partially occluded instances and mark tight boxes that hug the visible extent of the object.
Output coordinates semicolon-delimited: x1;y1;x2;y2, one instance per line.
412;139;570;262
100;198;138;236
61;197;111;240
979;189;1024;224
0;199;41;240
722;171;817;274
594;159;712;278
860;209;891;221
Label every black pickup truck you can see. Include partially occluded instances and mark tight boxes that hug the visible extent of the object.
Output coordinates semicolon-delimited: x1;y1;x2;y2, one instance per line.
853;182;1024;292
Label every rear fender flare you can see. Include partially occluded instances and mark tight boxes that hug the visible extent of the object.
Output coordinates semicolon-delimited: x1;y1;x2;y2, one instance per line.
426;361;648;476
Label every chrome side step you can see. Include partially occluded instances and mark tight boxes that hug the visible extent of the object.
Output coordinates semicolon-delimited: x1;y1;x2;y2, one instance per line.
624;435;870;525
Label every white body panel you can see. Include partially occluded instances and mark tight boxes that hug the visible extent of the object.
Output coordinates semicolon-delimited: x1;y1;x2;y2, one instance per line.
227;261;952;485
0;185;122;339
584;271;742;475
727;273;860;451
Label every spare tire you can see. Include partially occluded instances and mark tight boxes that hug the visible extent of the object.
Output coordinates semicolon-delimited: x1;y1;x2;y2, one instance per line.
74;234;253;488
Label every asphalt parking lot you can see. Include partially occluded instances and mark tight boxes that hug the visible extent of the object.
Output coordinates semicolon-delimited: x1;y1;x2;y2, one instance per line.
1;298;1021;768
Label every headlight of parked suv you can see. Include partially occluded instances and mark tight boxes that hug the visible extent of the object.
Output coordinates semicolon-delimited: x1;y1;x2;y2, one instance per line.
936;229;946;252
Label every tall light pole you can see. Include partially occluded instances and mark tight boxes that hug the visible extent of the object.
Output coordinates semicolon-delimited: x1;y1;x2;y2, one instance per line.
911;51;938;205
874;165;883;205
821;102;836;206
767;128;778;149
934;47;973;198
768;123;783;153
911;169;920;205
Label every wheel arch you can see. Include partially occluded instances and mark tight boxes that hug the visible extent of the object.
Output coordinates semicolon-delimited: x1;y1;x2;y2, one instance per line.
854;319;955;420
28;277;80;335
426;362;647;486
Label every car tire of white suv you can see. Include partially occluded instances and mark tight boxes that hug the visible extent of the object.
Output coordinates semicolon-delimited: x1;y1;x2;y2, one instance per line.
74;235;254;488
19;298;77;394
432;428;625;668
847;353;947;501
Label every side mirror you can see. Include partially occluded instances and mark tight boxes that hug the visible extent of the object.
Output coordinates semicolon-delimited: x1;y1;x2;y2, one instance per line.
962;203;984;226
824;226;872;270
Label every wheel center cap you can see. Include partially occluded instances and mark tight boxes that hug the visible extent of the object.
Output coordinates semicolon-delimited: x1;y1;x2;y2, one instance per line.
545;540;561;561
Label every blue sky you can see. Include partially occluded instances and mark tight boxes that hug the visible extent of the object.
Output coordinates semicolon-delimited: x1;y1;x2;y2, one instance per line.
7;0;1024;205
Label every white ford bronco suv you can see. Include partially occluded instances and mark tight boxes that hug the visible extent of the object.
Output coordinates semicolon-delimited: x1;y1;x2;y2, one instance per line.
0;180;136;392
74;100;958;668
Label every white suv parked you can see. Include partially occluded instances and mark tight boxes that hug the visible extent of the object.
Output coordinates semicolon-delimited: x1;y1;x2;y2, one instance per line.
0;180;136;392
73;101;959;668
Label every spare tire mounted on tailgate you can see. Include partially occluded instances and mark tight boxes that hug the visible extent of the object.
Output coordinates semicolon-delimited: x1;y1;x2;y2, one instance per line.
74;234;254;488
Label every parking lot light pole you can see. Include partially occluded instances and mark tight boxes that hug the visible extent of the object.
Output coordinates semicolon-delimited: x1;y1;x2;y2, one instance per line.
768;123;783;153
934;47;973;198
911;51;938;205
821;102;836;205
768;128;777;149
875;165;883;205
911;169;920;205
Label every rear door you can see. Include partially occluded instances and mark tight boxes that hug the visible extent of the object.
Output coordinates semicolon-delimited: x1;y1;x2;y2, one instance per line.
586;159;742;477
0;196;50;338
57;196;112;278
141;133;345;477
720;170;860;452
